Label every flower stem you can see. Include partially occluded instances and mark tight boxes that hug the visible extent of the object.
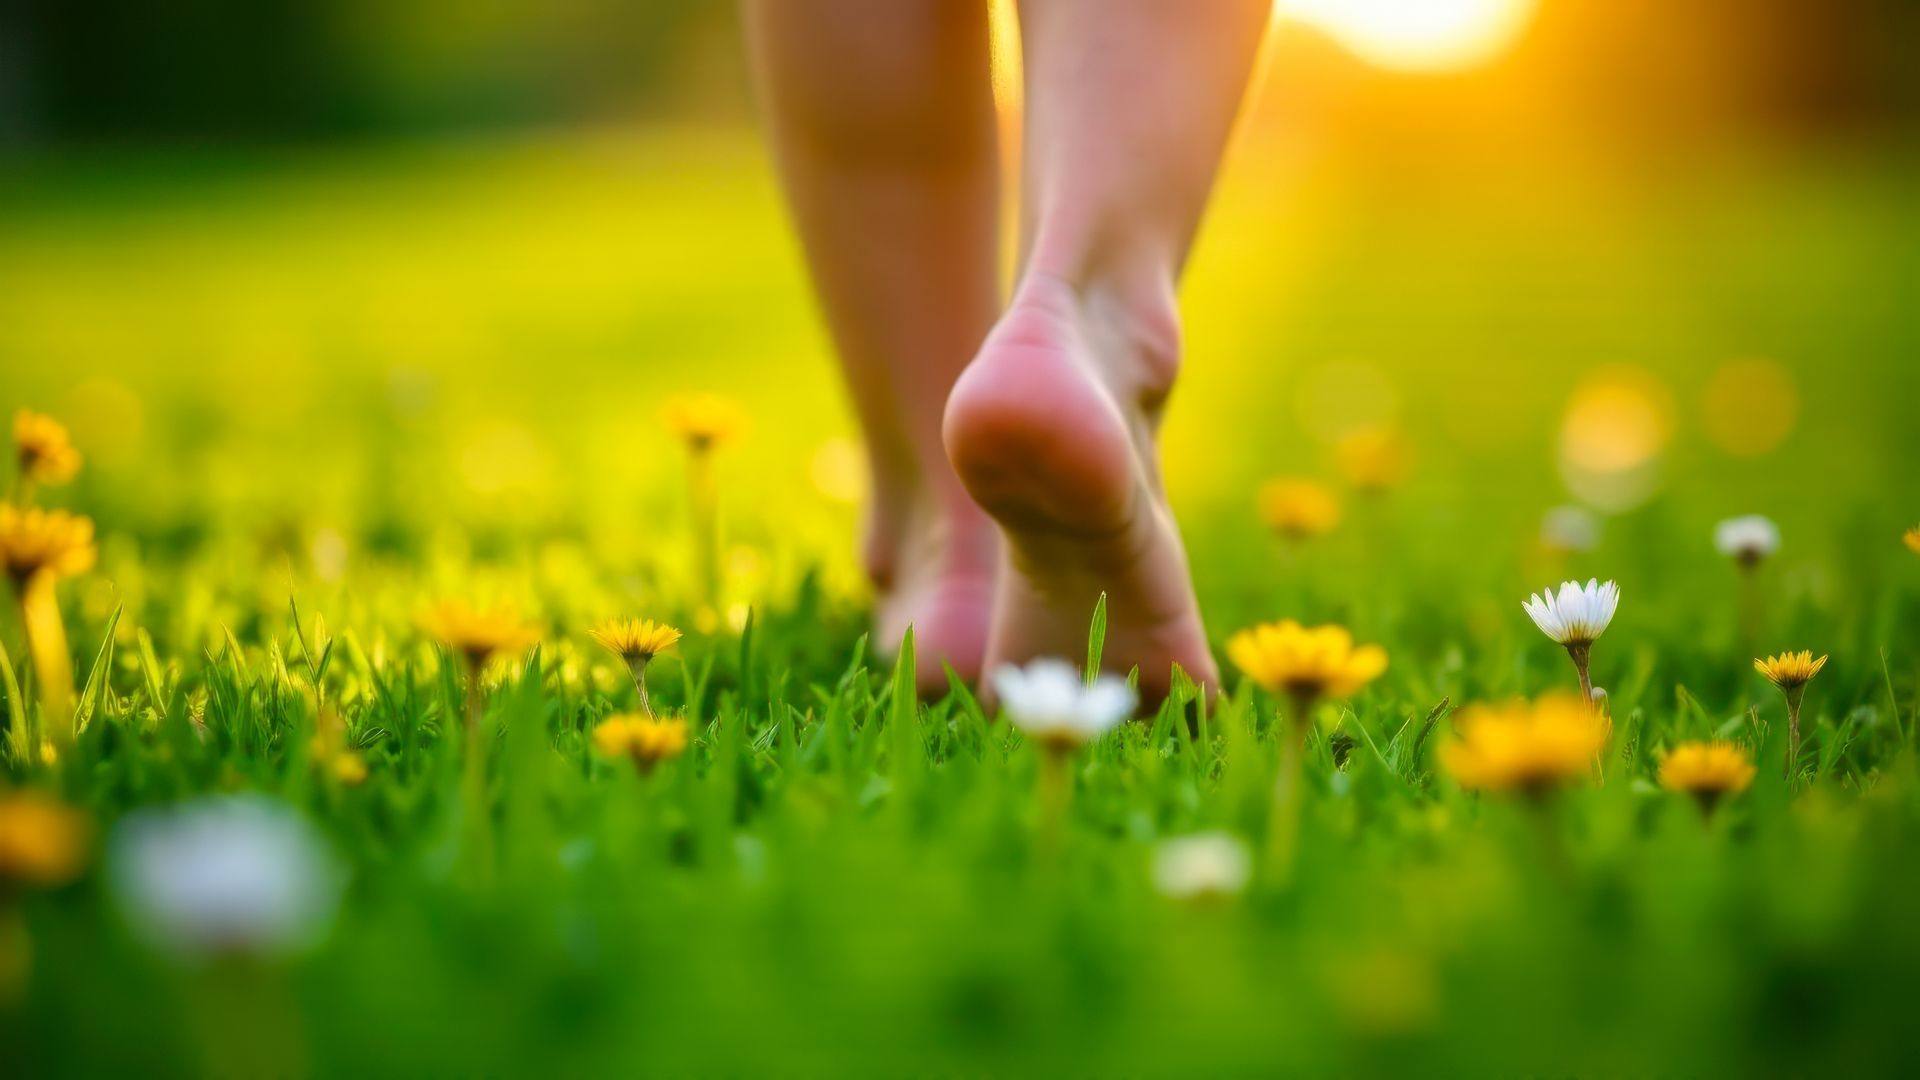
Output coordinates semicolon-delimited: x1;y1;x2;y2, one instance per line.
1037;747;1070;859
461;669;493;879
19;579;75;747
1566;642;1595;711
688;449;719;612
1784;683;1805;784
626;657;655;719
1265;694;1316;886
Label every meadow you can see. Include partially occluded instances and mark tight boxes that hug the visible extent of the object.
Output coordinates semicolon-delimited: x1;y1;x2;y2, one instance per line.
3;128;1920;1075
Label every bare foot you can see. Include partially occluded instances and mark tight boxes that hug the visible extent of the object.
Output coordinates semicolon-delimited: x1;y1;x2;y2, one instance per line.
864;483;998;694
942;272;1218;704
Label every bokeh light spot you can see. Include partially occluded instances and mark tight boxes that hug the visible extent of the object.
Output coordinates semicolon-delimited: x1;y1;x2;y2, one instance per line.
1558;365;1673;511
1278;0;1539;73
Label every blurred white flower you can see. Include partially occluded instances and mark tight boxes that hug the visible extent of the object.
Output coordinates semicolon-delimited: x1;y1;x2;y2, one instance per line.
109;795;345;960
1522;579;1620;646
1152;833;1251;902
1539;505;1600;553
1714;514;1780;566
993;658;1135;753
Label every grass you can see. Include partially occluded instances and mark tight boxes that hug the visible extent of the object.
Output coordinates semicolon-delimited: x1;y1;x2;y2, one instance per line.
2;128;1920;1075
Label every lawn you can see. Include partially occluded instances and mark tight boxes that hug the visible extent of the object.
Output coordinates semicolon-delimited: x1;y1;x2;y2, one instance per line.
2;128;1919;1075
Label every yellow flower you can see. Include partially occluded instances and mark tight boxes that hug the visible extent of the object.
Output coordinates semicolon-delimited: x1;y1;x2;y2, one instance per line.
587;618;682;663
1658;741;1756;801
1754;650;1827;690
13;410;82;487
662;393;747;452
0;506;97;586
593;714;690;773
1334;428;1408;493
418;600;541;664
1227;620;1387;702
1904;526;1920;554
327;751;369;786
308;709;368;787
1257;479;1341;540
0;791;90;888
1440;693;1607;794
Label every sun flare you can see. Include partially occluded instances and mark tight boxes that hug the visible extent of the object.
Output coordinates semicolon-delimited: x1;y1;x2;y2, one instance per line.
1277;0;1539;73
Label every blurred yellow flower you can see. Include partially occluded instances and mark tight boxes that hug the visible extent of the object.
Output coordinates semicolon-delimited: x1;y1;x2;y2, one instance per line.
0;791;90;888
0;506;97;586
1754;650;1826;690
13;409;82;489
593;714;690;774
1257;479;1341;541
1334;427;1409;493
308;709;368;787
1227;620;1386;703
1440;693;1607;794
587;618;682;662
1904;526;1920;555
662;393;748;452
1658;741;1756;803
418;601;541;665
328;752;369;786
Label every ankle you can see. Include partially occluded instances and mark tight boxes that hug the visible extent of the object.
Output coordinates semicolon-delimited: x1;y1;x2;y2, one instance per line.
1014;265;1182;408
863;470;996;591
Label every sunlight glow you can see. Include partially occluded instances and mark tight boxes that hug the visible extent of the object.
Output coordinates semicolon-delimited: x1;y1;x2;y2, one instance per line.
1278;0;1539;73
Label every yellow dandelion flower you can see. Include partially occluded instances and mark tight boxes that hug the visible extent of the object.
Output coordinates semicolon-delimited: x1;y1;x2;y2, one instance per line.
593;714;690;774
587;618;682;662
1227;620;1387;703
13;409;82;489
1440;693;1607;795
1334;427;1409;494
0;506;97;586
0;791;90;888
1904;526;1920;555
662;393;748;452
1754;650;1826;690
1658;741;1756;807
418;600;540;665
328;751;369;786
1258;479;1341;541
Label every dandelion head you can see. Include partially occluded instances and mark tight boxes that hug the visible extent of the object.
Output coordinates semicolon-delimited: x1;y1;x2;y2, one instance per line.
0;791;91;888
587;618;682;663
1521;579;1619;646
0;505;97;587
1904;526;1920;555
593;714;690;772
1658;741;1756;802
1151;833;1252;902
1226;620;1387;703
992;658;1136;753
662;393;748;453
1714;515;1781;566
108;795;345;959
14;409;82;487
1257;479;1341;541
418;600;540;664
1754;650;1827;690
1439;693;1607;795
1334;427;1409;494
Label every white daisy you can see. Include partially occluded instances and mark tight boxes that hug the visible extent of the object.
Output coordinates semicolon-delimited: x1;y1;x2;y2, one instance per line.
1714;514;1780;565
109;795;345;960
1151;833;1252;902
992;658;1136;752
1522;578;1620;646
